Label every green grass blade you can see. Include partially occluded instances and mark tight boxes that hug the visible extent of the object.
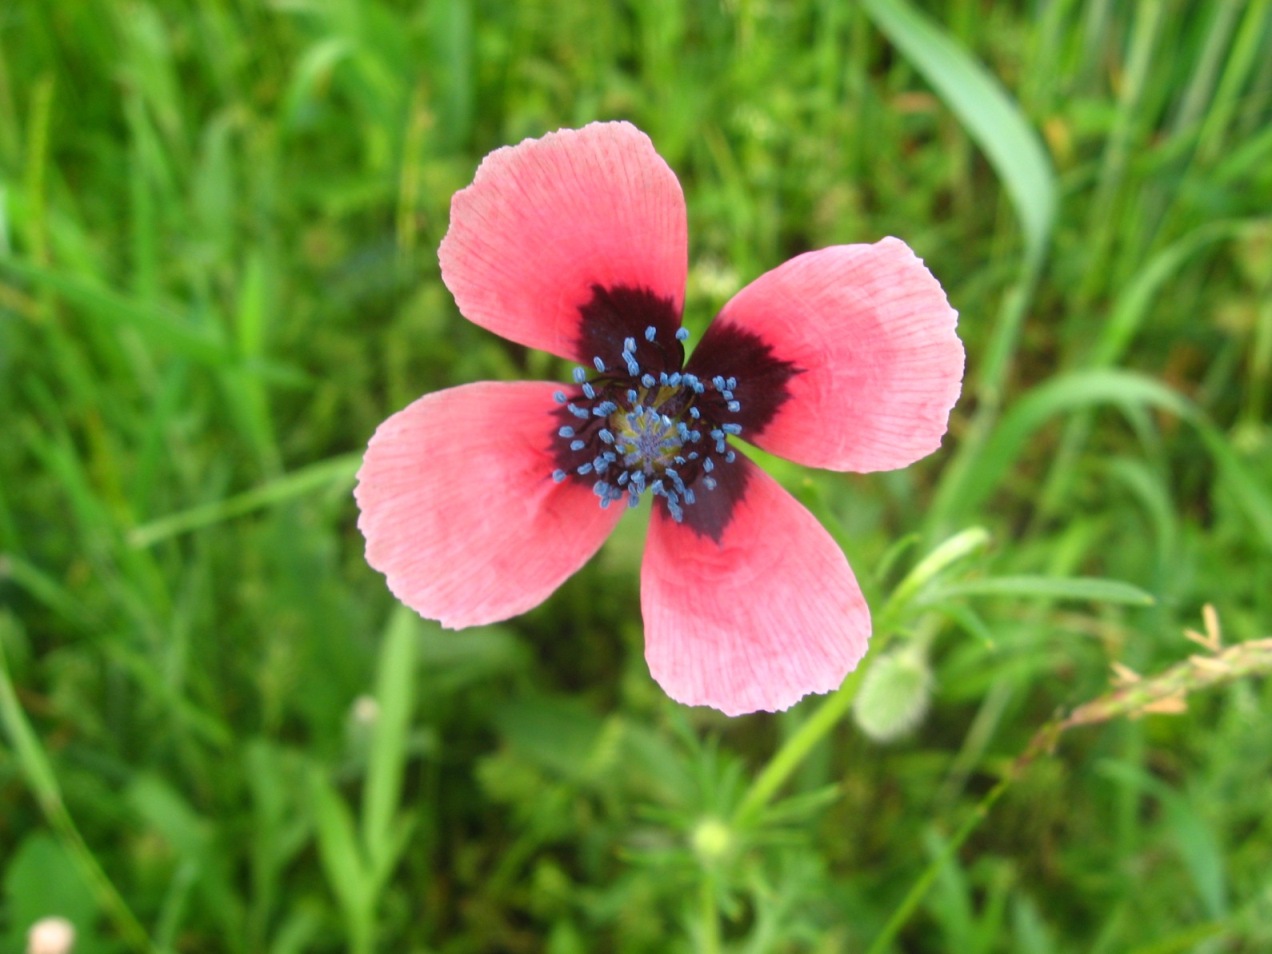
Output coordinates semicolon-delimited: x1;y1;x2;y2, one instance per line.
863;0;1060;543
929;575;1155;607
1197;0;1272;162
309;767;375;954
942;369;1272;551
127;453;360;547
361;607;419;872
1089;219;1260;368
860;0;1057;264
0;256;229;364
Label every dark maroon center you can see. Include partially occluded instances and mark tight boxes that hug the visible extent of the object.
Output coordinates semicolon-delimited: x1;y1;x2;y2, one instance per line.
550;284;800;541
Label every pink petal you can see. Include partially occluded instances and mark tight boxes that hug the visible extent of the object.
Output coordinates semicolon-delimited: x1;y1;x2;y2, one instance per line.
355;382;624;628
439;122;688;364
692;238;964;472
640;458;870;715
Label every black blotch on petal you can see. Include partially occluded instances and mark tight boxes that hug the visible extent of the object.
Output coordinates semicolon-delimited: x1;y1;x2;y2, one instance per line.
685;320;802;436
576;284;684;376
673;455;752;544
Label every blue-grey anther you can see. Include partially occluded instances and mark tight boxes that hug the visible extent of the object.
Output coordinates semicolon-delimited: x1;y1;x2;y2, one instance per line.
552;324;744;523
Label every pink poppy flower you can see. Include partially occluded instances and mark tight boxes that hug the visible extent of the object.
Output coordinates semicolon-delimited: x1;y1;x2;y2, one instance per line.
355;122;964;716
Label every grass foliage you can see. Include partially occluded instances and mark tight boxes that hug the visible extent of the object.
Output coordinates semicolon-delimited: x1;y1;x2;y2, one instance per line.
3;0;1272;951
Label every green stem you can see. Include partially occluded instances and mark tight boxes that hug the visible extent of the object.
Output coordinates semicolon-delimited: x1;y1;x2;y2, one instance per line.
865;772;1013;954
699;873;722;954
732;668;865;828
866;719;1063;954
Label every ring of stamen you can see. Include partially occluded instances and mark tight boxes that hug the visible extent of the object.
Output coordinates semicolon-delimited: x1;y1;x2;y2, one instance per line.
552;325;743;523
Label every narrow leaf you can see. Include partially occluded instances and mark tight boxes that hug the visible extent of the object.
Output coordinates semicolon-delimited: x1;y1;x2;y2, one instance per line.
930;575;1155;606
861;0;1057;262
361;607;419;870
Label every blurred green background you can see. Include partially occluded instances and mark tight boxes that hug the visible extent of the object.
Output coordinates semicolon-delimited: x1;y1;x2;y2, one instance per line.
2;0;1271;951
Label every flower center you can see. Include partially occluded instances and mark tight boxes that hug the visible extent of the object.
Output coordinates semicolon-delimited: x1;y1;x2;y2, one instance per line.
551;326;742;522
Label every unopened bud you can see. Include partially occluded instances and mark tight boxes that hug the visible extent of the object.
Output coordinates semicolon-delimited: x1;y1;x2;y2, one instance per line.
853;647;933;743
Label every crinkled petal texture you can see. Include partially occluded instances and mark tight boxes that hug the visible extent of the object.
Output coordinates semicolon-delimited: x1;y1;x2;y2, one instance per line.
439;121;688;362
697;237;964;472
641;457;870;715
356;382;623;628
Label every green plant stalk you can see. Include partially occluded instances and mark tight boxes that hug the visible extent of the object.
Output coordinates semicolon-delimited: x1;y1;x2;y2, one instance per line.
699;873;722;954
866;770;1012;954
0;636;159;954
732;667;865;828
877;527;991;629
361;607;419;866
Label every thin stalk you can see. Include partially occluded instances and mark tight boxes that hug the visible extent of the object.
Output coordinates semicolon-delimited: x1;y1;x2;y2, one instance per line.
732;668;865;828
699;873;722;954
865;766;1015;954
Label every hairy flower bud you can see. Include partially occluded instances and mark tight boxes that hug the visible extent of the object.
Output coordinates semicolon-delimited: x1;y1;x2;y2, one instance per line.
853;647;933;743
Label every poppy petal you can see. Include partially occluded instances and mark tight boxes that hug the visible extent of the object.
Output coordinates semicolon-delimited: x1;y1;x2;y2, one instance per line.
690;238;964;472
355;382;624;628
640;457;869;715
439;122;688;366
